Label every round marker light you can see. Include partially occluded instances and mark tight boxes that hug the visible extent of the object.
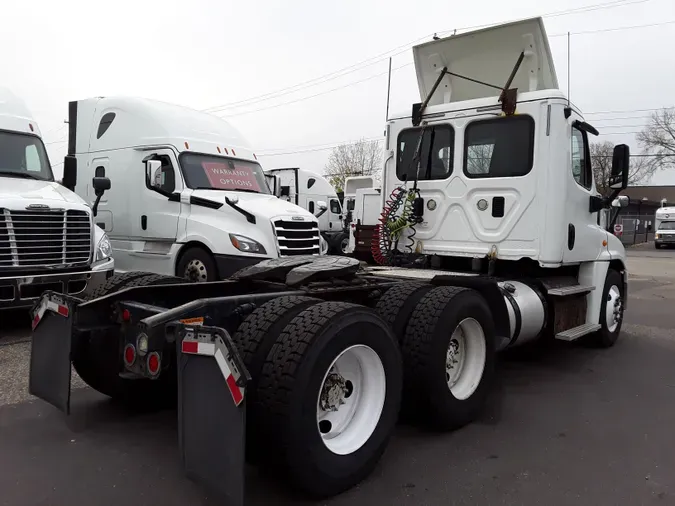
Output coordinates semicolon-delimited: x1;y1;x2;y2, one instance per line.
147;352;161;377
136;333;149;356
477;199;488;211
427;199;437;210
123;344;136;367
122;309;131;322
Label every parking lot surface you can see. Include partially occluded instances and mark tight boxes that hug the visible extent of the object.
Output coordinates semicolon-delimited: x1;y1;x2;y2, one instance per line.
1;248;674;506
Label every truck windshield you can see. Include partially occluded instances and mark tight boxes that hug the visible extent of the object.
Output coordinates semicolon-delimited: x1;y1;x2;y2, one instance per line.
659;221;675;230
0;131;54;181
180;153;270;194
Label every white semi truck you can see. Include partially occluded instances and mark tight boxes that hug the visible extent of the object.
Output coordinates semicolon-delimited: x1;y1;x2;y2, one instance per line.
345;186;381;261
61;97;323;282
0;87;114;309
654;206;675;248
28;17;629;505
264;167;346;254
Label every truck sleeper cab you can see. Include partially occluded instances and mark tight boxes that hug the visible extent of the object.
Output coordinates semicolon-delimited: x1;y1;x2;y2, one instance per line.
0;87;114;309
63;97;322;281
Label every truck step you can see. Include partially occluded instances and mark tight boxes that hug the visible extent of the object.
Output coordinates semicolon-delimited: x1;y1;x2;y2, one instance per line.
555;323;601;341
547;285;595;297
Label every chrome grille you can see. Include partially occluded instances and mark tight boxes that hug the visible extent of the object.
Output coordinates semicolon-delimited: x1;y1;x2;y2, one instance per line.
273;218;321;256
0;208;91;268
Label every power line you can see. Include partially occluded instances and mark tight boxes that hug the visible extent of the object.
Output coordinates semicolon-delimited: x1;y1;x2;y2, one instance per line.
203;0;649;113
208;20;675;118
257;137;383;157
219;63;413;118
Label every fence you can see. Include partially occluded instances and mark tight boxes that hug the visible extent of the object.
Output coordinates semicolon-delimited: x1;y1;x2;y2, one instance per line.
613;213;656;245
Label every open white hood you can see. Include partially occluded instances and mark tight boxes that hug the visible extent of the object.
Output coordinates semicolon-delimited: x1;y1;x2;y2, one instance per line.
412;17;559;106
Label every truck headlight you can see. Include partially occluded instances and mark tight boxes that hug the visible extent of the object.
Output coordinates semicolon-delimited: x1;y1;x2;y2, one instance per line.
655;233;660;239
229;234;267;254
95;232;112;261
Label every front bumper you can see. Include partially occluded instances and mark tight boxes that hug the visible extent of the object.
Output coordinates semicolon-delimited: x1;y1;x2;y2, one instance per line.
0;257;115;310
214;253;269;279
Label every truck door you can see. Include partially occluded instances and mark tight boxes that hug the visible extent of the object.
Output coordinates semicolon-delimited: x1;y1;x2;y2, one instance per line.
561;121;607;263
129;149;183;267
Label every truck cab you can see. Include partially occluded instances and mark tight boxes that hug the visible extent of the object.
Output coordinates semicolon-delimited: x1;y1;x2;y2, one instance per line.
265;167;345;253
346;187;381;261
63;97;322;281
382;17;628;270
655;206;675;248
0;87;114;309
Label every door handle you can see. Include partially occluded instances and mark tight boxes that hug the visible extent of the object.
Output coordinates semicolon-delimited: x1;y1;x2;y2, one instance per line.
141;215;147;231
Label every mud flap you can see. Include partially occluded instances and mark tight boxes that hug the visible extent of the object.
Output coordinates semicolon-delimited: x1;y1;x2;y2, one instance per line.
175;323;251;506
28;292;77;415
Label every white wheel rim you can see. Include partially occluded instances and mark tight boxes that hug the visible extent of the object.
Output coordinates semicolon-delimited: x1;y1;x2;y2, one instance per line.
185;259;208;282
446;318;486;400
316;344;386;455
605;285;622;333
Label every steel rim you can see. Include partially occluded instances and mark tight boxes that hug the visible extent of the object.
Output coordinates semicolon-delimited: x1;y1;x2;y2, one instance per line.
316;344;386;455
446;318;486;400
605;285;622;333
184;259;208;282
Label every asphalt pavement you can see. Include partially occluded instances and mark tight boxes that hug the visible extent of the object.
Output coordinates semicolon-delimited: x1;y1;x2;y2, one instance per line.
1;249;675;506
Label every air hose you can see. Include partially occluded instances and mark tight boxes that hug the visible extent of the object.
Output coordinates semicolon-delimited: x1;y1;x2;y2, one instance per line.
371;186;420;266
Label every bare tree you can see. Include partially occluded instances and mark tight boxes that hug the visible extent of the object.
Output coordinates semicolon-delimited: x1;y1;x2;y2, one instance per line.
590;141;657;197
636;108;675;172
324;138;383;192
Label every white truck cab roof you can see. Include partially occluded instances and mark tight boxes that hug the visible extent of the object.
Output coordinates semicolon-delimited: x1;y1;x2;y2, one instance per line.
70;96;256;161
0;87;43;136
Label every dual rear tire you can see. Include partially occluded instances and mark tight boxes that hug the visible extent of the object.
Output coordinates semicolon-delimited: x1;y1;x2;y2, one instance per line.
233;297;402;498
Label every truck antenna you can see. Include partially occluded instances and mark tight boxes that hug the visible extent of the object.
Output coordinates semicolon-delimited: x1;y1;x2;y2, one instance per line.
385;57;392;122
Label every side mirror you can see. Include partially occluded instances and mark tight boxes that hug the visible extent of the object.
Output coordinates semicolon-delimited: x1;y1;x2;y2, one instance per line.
612;195;630;208
145;159;163;189
610;144;630;190
92;176;111;193
315;200;328;218
62;155;77;191
91;176;111;217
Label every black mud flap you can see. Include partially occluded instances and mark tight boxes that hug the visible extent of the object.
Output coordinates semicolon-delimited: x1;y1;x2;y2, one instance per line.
174;323;251;506
28;292;78;415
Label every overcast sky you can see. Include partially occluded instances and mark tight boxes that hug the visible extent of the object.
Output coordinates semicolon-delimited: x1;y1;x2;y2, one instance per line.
3;0;674;185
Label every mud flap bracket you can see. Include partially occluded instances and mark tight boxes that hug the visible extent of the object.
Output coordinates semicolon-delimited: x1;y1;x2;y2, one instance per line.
174;323;251;506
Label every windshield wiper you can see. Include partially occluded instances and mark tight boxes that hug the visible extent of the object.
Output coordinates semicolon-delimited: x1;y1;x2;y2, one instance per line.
0;171;45;181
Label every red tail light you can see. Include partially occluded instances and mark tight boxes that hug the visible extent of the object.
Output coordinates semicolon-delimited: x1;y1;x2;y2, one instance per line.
147;352;161;376
123;344;136;367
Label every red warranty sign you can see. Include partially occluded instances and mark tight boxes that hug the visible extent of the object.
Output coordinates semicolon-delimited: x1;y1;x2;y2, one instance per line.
202;162;261;192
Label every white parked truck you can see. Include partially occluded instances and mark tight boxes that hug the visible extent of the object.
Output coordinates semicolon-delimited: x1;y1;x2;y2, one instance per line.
62;97;323;282
0;87;114;309
346;186;381;261
264;167;346;254
654;206;675;248
27;17;629;505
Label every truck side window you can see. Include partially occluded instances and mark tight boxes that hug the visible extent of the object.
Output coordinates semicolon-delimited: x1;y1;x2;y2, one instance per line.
97;113;116;139
309;201;315;213
330;199;341;214
150;155;176;193
397;125;454;181
463;116;534;178
571;126;592;190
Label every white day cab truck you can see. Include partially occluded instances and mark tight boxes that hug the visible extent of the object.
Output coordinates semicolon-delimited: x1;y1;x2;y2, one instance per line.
0;88;114;310
345;186;381;262
28;17;630;505
60;97;324;282
264;167;345;254
654;206;675;248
